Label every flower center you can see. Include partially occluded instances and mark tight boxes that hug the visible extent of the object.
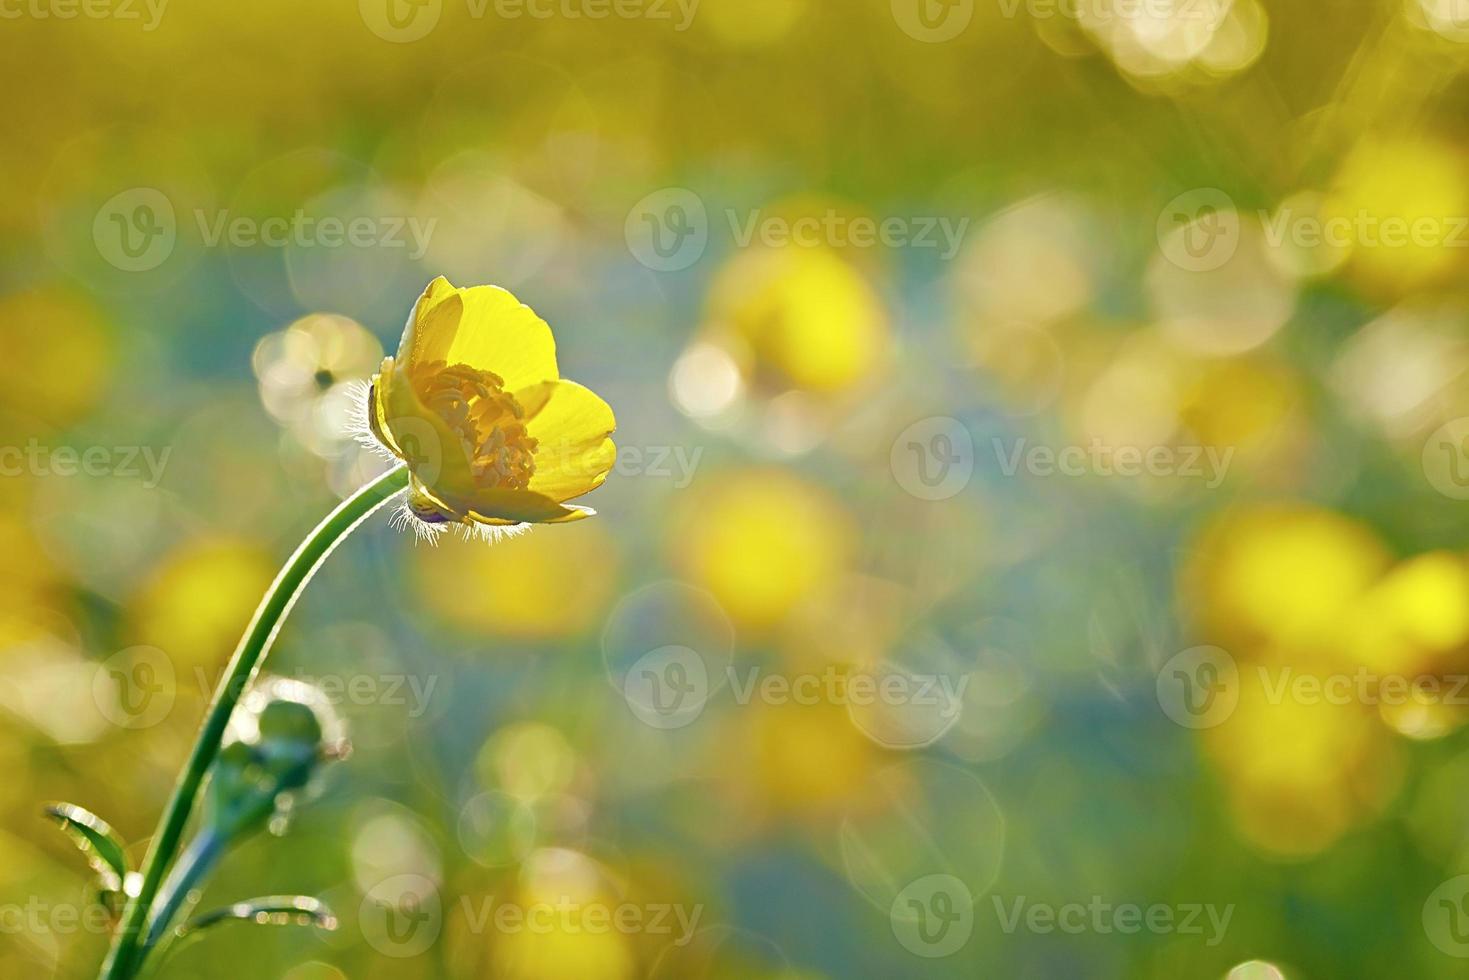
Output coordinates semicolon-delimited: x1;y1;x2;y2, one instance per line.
411;361;538;490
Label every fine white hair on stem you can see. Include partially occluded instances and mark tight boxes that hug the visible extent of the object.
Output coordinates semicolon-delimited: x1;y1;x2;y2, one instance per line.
387;499;444;546
343;379;396;461
386;498;531;547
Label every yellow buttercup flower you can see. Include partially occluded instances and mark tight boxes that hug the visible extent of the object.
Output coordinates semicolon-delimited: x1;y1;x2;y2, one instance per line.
366;277;616;536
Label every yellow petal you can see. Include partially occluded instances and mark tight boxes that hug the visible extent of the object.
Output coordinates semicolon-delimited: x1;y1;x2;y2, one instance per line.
399;278;560;390
459;488;595;525
394;276;457;364
523;380;618;501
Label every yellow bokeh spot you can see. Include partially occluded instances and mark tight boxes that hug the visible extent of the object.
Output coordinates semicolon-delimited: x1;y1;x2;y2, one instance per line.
490;849;635;980
1324;137;1468;291
1184;504;1390;650
412;523;618;638
706;246;887;395
1204;673;1399;856
744;700;879;817
702;0;808;46
0;288;113;436
127;537;275;667
673;470;853;630
478;722;579;802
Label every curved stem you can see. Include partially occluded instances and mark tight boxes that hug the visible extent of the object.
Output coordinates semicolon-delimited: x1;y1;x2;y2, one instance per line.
102;465;410;980
141;828;224;953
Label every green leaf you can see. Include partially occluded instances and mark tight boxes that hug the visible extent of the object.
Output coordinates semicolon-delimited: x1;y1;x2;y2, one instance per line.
43;802;129;892
178;896;338;937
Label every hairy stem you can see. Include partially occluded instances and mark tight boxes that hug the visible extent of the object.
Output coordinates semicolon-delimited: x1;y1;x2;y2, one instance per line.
102;464;410;979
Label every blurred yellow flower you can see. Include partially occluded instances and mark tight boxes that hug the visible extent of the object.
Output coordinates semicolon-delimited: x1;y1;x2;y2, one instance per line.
1324;136;1469;291
672;469;854;631
368;277;616;535
1204;673;1400;857
127;537;276;668
705;246;887;395
1183;504;1390;651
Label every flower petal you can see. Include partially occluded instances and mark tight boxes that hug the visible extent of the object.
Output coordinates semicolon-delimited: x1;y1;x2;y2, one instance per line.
395;276;458;365
460;488;595;525
523;380;618;501
398;281;559;389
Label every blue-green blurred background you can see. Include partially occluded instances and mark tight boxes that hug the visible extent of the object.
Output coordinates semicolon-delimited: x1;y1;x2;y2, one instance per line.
7;1;1469;978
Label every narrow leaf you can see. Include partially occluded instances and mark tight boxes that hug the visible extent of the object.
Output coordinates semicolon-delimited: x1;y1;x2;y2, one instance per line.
178;895;338;937
43;802;128;891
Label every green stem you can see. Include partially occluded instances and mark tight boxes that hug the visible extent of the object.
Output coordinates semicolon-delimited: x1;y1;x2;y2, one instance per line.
141;829;225;953
101;464;410;980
